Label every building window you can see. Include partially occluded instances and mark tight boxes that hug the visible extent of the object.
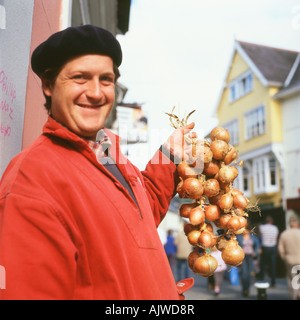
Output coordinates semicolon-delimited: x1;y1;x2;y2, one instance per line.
229;71;253;102
245;105;265;140
253;155;278;194
243;166;250;193
223;118;239;146
269;157;277;186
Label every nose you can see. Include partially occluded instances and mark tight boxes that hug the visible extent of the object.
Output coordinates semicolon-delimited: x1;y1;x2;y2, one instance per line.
86;78;104;101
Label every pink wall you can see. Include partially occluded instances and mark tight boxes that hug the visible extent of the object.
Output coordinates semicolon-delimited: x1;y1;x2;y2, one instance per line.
22;0;63;149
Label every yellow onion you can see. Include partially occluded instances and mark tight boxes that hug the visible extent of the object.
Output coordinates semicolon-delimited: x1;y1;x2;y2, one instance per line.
177;161;199;179
179;203;197;218
218;166;238;184
227;215;241;231
187;229;201;245
203;145;213;163
205;204;221;222
210;127;230;144
188;248;203;270
223;144;238;165
233;193;248;210
203;159;220;177
217;213;232;229
177;178;204;199
221;237;245;267
208;190;225;205
184;223;198;235
204;179;220;198
189;206;205;226
216;235;229;251
210;140;229;160
197;230;217;249
193;253;218;277
218;193;233;212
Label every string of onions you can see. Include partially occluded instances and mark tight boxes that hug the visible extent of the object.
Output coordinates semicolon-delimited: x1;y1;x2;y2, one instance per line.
166;109;260;278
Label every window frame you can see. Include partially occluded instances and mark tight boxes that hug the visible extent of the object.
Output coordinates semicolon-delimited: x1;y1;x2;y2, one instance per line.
252;155;279;194
244;104;266;140
229;70;253;103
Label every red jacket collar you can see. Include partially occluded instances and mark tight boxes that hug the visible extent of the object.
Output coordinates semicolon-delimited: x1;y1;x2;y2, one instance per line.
42;116;123;162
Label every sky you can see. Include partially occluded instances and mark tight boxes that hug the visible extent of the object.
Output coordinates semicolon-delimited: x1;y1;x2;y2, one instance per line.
116;0;300;141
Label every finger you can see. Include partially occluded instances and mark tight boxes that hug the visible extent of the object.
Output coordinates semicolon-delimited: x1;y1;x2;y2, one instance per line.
180;122;195;134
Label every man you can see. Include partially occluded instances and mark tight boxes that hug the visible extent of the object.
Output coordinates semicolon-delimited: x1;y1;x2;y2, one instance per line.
278;217;300;300
0;25;195;299
258;215;279;287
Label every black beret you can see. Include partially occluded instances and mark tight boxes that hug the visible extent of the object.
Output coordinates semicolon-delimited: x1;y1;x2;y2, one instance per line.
31;24;122;76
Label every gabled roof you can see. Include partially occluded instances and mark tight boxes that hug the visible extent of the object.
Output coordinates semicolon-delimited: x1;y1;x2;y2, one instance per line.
237;41;299;87
273;53;300;99
214;40;300;113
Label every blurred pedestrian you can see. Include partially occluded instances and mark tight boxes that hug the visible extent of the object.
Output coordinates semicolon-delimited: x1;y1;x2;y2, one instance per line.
237;224;259;297
258;216;279;287
164;230;177;273
210;247;227;296
278;216;300;300
174;223;193;281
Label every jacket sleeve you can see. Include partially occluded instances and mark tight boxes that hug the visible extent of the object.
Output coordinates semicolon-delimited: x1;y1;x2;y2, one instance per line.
0;193;78;300
139;148;180;227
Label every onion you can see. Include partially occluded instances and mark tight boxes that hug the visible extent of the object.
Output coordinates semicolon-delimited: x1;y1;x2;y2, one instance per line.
210;127;230;144
205;222;213;233
204;179;220;197
234;227;246;235
231;188;244;196
221;238;245;267
216;235;229;251
189;206;205;225
203;160;220;177
205;204;221;221
187;229;201;245
203;145;213;163
188;248;203;270
223;144;238;165
233;193;248;210
179;203;197;218
177;178;204;199
218;193;233;212
198;230;216;249
210;140;229;160
233;208;246;216
218;180;231;193
177;161;199;179
238;216;247;229
184;223;198;235
208;190;225;205
218;213;232;229
218;166;238;184
193;253;218;277
227;216;241;231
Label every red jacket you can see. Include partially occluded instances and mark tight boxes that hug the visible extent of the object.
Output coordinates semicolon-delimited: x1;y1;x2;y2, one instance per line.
0;116;181;300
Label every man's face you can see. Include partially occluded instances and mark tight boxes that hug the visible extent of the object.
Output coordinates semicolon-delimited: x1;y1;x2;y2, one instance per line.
43;54;116;140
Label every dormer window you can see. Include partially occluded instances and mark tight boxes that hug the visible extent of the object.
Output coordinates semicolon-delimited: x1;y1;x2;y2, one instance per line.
229;71;253;102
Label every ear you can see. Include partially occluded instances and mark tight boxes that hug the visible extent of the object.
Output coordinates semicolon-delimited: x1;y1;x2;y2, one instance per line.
41;78;53;97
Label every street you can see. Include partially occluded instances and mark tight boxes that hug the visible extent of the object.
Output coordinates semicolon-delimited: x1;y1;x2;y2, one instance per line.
183;272;290;300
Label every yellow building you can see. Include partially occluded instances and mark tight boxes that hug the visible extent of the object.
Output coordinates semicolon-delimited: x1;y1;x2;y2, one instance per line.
215;40;300;231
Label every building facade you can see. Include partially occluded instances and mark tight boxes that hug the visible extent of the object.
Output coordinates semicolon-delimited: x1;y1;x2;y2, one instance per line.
215;40;300;233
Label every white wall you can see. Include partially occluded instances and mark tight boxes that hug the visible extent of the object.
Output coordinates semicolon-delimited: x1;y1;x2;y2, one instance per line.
0;0;34;176
281;92;300;199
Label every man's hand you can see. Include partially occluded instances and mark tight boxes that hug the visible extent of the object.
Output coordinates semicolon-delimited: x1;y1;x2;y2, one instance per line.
163;122;195;164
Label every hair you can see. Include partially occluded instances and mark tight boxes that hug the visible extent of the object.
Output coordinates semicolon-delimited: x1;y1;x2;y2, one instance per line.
40;60;120;113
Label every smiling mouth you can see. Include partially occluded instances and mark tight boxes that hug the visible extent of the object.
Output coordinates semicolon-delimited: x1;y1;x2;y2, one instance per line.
78;104;102;109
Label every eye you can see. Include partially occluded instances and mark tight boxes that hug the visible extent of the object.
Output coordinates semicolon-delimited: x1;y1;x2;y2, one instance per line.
100;75;115;84
71;74;88;83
